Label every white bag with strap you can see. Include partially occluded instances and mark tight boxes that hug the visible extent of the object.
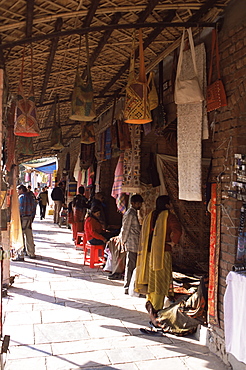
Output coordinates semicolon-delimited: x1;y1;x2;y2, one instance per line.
175;28;204;104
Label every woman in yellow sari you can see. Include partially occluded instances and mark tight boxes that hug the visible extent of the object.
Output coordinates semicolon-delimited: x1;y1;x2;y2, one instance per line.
135;195;182;321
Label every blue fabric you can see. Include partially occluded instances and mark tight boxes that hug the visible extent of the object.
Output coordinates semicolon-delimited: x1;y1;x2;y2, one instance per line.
35;162;56;174
88;238;105;246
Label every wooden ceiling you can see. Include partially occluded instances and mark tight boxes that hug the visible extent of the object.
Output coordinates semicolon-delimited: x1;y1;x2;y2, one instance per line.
0;0;231;160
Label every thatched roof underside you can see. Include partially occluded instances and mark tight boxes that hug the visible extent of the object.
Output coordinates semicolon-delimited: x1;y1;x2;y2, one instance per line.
0;0;230;160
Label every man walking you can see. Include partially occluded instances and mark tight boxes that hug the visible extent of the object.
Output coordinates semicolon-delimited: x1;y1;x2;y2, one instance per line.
14;185;37;261
51;182;65;224
118;194;143;294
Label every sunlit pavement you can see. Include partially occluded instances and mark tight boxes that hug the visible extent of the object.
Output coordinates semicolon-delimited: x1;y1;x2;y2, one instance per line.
2;214;230;370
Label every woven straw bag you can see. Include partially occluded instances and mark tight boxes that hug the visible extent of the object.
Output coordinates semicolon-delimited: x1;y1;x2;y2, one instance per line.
124;29;152;124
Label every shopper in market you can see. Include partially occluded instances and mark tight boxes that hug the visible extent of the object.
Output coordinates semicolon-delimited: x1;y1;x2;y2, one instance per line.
51;181;65;224
135;195;182;321
38;186;49;220
70;186;89;241
13;184;37;260
114;194;144;293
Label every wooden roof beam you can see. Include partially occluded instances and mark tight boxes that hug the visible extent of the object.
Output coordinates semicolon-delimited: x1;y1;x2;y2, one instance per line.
0;21;216;50
99;10;176;97
81;12;122;80
25;0;35;38
82;0;101;28
39;17;63;105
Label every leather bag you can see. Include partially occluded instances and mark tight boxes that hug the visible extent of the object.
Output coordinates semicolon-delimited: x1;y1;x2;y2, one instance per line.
70;35;96;121
207;29;227;112
124;29;152;124
175;28;204;105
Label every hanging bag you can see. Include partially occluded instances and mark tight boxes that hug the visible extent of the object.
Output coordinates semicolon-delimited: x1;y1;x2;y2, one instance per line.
70;35;96;121
174;28;204;105
50;95;64;150
81;121;95;144
207;29;227;112
14;46;40;137
124;29;152;124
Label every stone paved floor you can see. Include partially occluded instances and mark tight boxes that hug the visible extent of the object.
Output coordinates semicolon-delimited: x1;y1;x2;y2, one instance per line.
2;215;230;370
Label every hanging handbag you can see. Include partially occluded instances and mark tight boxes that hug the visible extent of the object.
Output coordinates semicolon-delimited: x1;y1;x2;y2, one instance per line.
50;95;64;150
207;29;227;112
148;71;159;111
70;35;96;121
124;29;152;124
14;46;40;137
174;28;204;105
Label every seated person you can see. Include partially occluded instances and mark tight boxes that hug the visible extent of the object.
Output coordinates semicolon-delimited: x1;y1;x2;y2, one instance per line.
84;206;107;245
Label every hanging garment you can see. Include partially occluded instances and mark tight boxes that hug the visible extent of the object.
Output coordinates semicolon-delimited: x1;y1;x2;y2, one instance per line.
81;121;95;144
5;101;16;171
124;29;152;124
50;96;64;150
10;179;24;254
17;136;34;156
70;35;96;121
121;124;141;193
105;127;112;160
14;47;40;137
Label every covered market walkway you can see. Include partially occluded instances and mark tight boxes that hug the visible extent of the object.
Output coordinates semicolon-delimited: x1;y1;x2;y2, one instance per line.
2;215;229;370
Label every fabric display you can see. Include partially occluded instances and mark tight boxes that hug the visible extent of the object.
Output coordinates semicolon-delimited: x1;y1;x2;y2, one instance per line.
14;46;40;137
17;136;34;156
207;29;227;112
50;96;64;150
148;71;159;111
80;143;95;170
124;29;152;124
176;31;208;201
111;153;126;214
236;204;246;261
105;127;112;160
156;154;210;265
110;121;120;157
152;60;166;136
70;35;96;121
5;101;16;171
95;131;106;162
208;182;220;325
81;121;96;144
10;175;24;253
117;120;131;151
121;124;141;193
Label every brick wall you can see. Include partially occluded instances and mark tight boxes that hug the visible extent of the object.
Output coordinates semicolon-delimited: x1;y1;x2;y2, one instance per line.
207;0;246;365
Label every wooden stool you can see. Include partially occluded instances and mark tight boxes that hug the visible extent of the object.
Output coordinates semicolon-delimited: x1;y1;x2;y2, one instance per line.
75;232;85;250
84;242;105;268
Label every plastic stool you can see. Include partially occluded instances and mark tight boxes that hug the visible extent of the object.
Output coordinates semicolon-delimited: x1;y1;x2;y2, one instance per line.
84;242;105;268
76;232;85;250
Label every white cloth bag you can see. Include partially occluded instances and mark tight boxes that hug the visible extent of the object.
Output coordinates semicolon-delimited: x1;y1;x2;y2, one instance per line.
175;28;204;104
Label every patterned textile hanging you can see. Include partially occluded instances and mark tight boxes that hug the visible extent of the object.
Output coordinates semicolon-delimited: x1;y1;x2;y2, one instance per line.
17;136;34;156
50;95;64;150
5;101;16;171
121;124;141;193
14;46;40;137
124;29;152;124
70;35;96;121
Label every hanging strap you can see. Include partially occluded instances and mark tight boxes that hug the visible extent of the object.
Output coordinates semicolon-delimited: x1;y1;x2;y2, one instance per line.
208;29;221;85
128;30;136;82
176;28;198;80
20;46;26;84
159;60;163;104
138;28;146;83
77;35;82;70
85;34;91;79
